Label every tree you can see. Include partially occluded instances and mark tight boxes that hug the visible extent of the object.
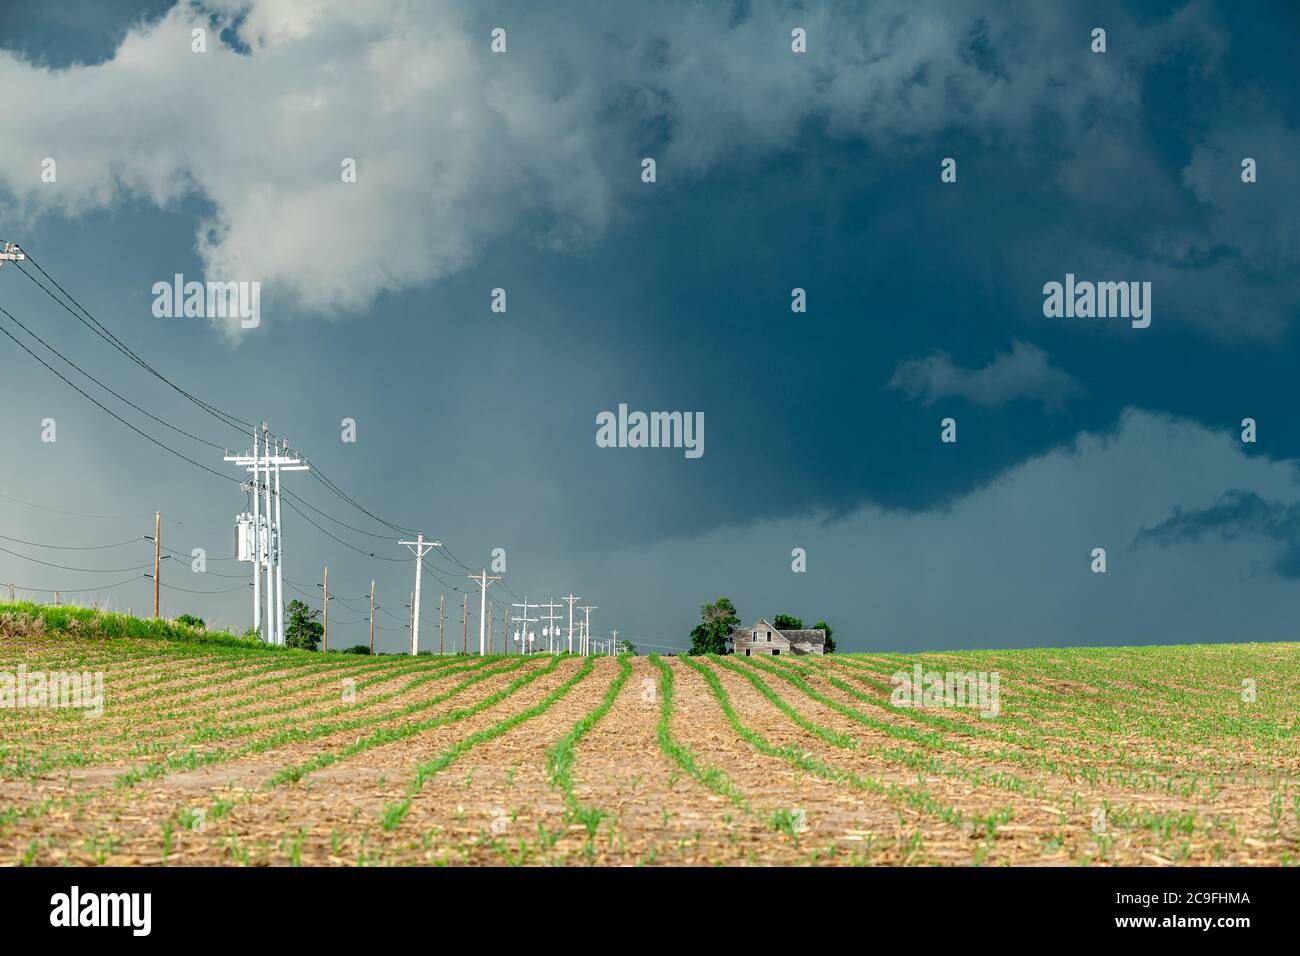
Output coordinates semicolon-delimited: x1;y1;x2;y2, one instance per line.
688;597;738;655
284;599;323;651
813;619;835;654
773;614;803;631
177;614;205;630
341;644;371;655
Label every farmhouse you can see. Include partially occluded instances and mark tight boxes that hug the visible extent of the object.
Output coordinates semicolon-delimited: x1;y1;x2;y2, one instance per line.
733;618;826;656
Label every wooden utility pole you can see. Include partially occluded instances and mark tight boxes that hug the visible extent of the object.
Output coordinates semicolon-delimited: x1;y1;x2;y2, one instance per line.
369;579;376;656
153;511;161;618
322;566;329;652
438;594;445;655
7;584;14;603
462;594;468;655
505;611;511;654
467;571;501;656
488;608;493;655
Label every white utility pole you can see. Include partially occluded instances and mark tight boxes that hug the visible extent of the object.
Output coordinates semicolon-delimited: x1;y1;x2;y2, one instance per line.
0;241;25;268
579;605;597;655
468;570;500;656
250;427;261;638
610;629;619;656
510;596;540;655
274;438;288;646
225;428;307;644
399;533;441;655
562;594;580;654
539;599;562;654
261;425;274;644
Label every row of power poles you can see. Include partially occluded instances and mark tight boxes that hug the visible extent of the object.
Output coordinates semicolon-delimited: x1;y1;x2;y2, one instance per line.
217;436;621;655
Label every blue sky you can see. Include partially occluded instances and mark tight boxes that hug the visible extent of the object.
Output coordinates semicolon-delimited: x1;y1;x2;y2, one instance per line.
1;0;1298;652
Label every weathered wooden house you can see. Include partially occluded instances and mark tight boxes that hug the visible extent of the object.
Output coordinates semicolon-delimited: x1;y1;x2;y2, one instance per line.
732;618;826;656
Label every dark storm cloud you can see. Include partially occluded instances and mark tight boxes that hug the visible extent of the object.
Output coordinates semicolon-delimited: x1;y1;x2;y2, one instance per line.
1135;490;1300;579
1;1;1299;651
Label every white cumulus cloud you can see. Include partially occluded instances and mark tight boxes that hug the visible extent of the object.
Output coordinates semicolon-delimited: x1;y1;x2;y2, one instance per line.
888;340;1084;411
0;0;1160;330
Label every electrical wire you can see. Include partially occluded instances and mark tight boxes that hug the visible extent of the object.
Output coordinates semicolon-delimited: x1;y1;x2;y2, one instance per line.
0;532;147;551
0;307;241;486
2;250;552;625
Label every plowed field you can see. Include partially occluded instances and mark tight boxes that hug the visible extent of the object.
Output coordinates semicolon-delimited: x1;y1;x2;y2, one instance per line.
2;632;1297;865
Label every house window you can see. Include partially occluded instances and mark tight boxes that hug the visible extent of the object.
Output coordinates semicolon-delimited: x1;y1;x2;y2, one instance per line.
745;648;751;656
766;631;771;641
773;649;780;655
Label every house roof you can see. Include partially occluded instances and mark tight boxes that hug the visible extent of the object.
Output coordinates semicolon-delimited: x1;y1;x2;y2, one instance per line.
780;629;826;645
738;620;826;646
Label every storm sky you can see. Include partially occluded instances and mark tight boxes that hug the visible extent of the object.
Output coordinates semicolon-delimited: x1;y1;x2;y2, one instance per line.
1;0;1298;652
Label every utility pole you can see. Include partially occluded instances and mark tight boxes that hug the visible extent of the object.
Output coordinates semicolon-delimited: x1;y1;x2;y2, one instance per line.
488;607;494;654
462;594;469;655
273;437;289;646
250;427;260;637
562;594;580;654
369;579;376;656
504;611;511;655
399;533;440;655
610;629;619;656
438;594;445;655
538;599;562;654
0;241;25;267
153;511;160;619
322;566;329;652
511;597;540;655
262;425;274;643
579;605;597;655
468;571;500;656
224;428;307;644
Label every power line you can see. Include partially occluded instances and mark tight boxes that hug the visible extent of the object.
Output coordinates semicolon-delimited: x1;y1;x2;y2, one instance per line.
0;532;146;551
0;490;154;521
15;254;253;435
0;542;152;574
0;299;228;450
158;579;249;595
1;248;551;632
0;306;241;485
1;575;144;595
